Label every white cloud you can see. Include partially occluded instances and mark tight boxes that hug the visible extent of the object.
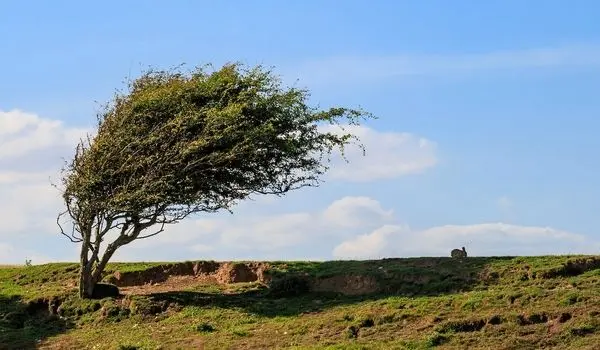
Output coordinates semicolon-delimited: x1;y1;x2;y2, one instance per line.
113;195;396;261
4;110;590;264
333;222;598;260
289;44;600;86
323;125;437;182
323;196;394;228
0;182;63;235
0;110;89;262
332;225;410;260
0;109;88;160
3;109;435;263
117;196;599;262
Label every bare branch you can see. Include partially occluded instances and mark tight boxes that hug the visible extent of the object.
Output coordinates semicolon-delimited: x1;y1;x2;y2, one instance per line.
56;210;83;243
135;220;167;240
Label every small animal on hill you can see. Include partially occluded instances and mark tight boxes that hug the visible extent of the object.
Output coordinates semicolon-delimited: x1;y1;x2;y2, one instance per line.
451;247;467;259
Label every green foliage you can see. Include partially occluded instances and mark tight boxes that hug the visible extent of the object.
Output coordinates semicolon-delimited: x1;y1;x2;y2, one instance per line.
100;299;131;322
425;331;450;347
58;62;373;298
128;296;166;317
560;291;585;306
62;63;372;220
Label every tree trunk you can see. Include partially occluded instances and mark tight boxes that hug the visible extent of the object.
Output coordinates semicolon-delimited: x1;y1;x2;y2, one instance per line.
79;264;95;298
78;222;140;298
78;237;95;298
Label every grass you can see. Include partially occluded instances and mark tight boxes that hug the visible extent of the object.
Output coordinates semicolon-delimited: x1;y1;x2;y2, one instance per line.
1;255;600;349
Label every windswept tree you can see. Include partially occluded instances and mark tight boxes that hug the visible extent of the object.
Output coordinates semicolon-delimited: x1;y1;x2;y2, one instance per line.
58;63;373;298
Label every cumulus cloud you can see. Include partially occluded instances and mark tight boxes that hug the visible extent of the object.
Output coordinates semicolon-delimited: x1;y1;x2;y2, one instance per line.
3;110;586;264
0;109;88;160
117;196;598;262
322;196;394;228
333;222;598;260
117;195;395;260
2;109;436;263
0;110;90;262
323;125;437;182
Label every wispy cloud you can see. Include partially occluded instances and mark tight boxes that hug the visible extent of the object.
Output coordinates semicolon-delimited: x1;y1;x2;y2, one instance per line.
287;44;600;85
322;125;437;182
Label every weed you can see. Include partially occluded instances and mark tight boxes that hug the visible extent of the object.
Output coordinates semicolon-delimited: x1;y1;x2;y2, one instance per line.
346;325;359;339
231;328;250;337
196;322;215;333
560;292;585;306
425;331;450;347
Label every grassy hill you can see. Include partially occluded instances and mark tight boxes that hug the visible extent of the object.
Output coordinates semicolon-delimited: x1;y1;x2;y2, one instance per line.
2;255;600;349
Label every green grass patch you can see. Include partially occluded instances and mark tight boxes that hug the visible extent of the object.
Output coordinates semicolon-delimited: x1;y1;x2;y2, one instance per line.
2;255;600;349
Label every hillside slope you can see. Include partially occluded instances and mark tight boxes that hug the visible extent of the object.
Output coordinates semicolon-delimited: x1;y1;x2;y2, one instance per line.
2;256;600;349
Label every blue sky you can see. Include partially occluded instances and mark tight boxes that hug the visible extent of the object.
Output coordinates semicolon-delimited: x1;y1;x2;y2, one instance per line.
1;1;600;263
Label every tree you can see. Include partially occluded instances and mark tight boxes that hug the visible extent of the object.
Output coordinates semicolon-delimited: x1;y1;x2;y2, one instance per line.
57;63;373;298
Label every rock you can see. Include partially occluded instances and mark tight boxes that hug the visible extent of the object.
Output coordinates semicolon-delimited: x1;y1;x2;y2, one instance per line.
91;283;120;299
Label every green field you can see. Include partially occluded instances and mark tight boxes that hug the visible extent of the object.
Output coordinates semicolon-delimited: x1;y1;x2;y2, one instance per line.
2;256;600;349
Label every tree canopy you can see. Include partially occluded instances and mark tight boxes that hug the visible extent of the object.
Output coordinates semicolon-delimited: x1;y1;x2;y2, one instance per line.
58;63;373;298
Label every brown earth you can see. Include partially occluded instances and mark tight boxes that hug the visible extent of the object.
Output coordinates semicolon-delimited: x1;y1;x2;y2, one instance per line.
108;261;272;295
107;261;383;296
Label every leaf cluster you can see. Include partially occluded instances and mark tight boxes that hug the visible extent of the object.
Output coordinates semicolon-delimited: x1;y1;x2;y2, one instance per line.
62;63;372;233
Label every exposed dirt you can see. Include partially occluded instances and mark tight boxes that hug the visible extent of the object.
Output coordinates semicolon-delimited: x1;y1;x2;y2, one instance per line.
120;275;218;295
311;275;379;295
108;261;387;296
215;262;269;284
109;261;271;295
